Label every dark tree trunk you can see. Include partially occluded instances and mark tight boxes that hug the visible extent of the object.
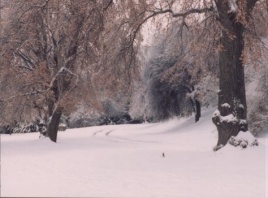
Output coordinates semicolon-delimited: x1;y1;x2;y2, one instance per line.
47;99;54;118
47;107;62;143
212;0;257;151
212;24;248;150
195;100;201;122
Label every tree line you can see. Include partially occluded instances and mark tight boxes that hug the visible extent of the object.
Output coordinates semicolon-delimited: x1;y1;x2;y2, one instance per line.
0;0;267;150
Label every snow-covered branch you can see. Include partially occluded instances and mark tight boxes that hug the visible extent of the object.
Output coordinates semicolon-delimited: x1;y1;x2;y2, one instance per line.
228;0;238;13
48;67;78;92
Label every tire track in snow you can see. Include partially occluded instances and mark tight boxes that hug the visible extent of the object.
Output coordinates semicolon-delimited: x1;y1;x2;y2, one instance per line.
105;130;112;136
92;128;158;144
92;130;104;136
92;129;123;143
108;136;159;144
105;130;159;144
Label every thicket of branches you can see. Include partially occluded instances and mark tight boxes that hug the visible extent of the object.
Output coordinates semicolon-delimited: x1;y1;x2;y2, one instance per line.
0;0;149;140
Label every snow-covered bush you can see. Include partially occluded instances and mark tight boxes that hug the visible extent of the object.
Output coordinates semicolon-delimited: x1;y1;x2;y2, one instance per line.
68;100;134;128
0;119;46;134
228;131;259;148
131;25;184;121
68;102;101;128
100;99;132;124
247;72;268;136
58;123;67;131
245;36;268;136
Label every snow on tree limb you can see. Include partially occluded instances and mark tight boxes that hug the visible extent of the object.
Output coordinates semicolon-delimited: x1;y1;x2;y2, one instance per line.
228;0;238;13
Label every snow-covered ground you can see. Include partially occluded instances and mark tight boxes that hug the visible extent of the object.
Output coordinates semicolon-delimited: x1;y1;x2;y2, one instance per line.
1;109;267;197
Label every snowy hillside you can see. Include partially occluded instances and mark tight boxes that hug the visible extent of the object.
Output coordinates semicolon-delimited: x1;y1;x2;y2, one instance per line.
1;109;267;197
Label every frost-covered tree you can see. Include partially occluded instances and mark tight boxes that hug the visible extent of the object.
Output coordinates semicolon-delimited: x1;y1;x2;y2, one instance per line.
130;24;202;121
0;0;148;139
0;0;105;142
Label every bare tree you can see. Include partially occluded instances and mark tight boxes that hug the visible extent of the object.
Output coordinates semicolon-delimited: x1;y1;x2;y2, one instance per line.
92;0;149;106
0;0;104;142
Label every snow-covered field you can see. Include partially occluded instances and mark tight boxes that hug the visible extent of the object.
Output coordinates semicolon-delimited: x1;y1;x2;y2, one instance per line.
1;109;267;197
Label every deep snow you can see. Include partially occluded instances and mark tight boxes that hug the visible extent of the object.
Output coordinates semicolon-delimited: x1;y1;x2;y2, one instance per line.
1;109;267;197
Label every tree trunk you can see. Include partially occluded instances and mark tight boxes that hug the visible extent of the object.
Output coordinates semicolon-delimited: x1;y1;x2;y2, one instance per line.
47;107;62;143
47;99;54;118
212;9;248;151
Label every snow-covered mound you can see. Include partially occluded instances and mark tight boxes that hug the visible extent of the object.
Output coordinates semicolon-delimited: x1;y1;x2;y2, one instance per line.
1;109;267;197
